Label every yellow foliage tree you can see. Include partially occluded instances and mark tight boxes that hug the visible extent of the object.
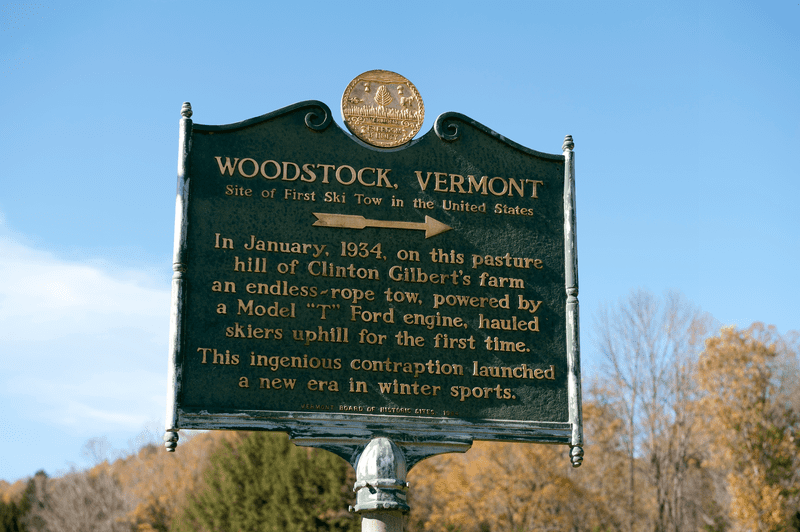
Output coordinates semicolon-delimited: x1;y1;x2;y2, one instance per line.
112;430;239;531
408;401;622;532
697;323;800;531
0;479;28;505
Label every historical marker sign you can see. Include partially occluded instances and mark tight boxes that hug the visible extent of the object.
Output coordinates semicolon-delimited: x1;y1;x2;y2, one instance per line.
165;90;583;464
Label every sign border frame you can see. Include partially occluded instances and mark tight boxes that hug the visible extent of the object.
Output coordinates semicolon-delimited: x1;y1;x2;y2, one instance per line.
163;100;583;465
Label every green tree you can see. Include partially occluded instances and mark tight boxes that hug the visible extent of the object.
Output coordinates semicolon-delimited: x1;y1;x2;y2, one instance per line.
697;323;800;531
14;470;48;532
172;432;358;532
0;499;24;532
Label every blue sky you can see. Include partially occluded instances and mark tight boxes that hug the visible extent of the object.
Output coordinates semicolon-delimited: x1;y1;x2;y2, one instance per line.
1;1;798;482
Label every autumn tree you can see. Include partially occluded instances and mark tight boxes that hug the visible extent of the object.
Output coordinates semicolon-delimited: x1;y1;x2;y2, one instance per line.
17;436;137;532
171;431;358;532
571;399;634;531
407;401;625;532
408;441;595;532
113;430;233;531
25;467;133;532
697;323;800;531
593;289;714;531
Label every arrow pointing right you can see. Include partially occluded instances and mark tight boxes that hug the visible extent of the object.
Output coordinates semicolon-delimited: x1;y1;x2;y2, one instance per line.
312;213;452;239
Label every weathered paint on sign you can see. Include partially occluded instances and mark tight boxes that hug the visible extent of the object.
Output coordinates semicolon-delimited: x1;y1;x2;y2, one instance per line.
165;101;582;464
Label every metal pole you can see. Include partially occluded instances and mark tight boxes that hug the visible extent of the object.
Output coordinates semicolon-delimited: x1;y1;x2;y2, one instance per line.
351;438;408;532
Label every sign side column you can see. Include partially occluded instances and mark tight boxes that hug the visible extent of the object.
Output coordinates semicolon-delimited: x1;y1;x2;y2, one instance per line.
563;134;584;467
164;102;193;452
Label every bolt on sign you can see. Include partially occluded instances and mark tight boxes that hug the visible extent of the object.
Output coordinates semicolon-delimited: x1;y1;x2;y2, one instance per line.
165;71;584;466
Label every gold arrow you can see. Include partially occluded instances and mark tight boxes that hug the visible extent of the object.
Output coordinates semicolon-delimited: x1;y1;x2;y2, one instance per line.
312;213;452;238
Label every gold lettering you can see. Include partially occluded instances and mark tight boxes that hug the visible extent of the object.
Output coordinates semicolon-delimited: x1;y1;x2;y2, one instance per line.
237;158;259;178
471;361;554;381
450;385;516;402
215;157;238;175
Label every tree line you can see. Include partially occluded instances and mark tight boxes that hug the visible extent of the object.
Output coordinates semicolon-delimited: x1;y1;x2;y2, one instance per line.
1;290;798;531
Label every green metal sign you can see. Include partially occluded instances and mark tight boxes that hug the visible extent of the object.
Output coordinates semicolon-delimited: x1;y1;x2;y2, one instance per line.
165;100;583;465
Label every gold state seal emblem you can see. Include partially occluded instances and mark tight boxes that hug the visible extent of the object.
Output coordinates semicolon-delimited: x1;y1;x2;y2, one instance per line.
341;70;424;148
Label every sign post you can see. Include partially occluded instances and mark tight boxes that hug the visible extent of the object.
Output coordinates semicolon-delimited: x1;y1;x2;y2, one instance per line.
165;72;582;529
